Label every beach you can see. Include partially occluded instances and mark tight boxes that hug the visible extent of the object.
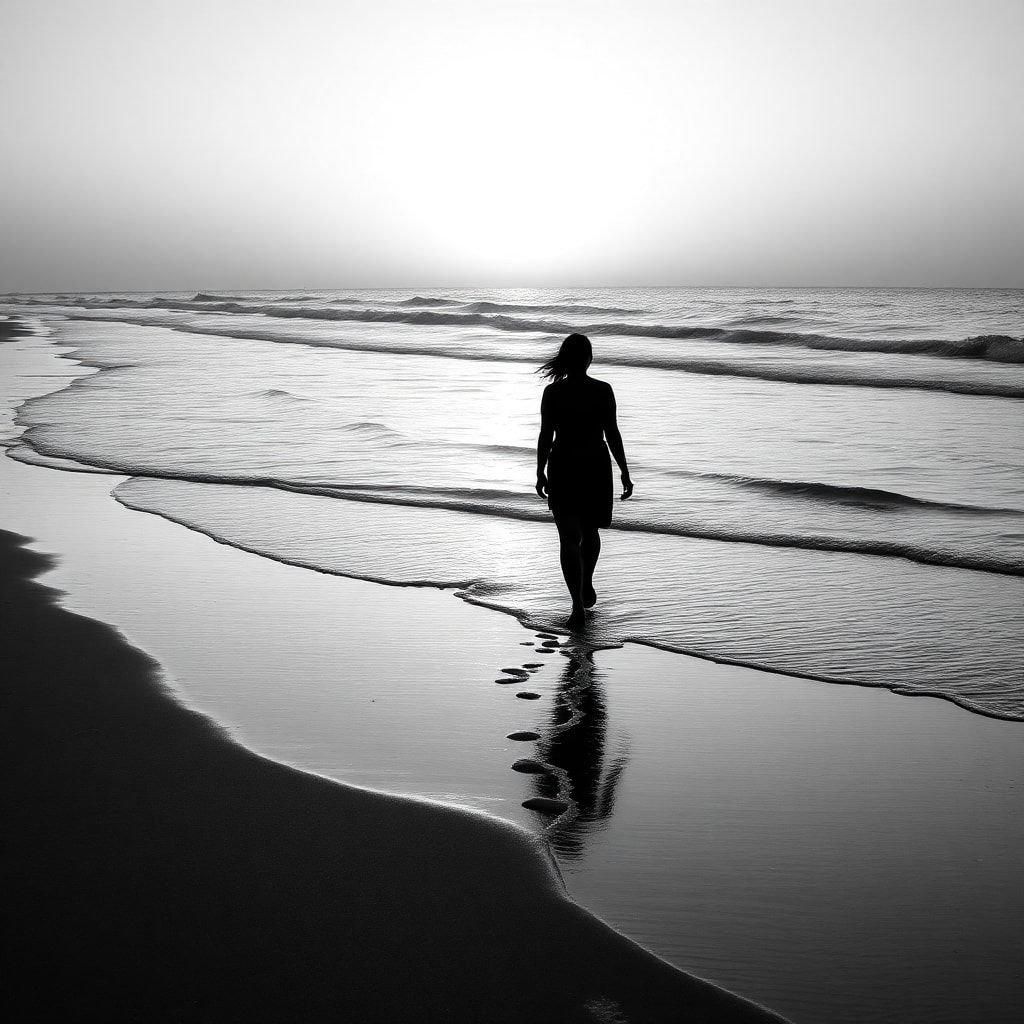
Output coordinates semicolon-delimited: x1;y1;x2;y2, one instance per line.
0;321;791;1022
5;0;1022;1017
2;521;788;1023
2;299;1023;1022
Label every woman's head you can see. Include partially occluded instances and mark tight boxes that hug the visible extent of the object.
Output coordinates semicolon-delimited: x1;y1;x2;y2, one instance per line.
538;333;593;382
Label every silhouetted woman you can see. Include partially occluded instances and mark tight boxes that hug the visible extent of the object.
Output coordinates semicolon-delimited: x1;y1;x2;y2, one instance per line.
536;334;633;626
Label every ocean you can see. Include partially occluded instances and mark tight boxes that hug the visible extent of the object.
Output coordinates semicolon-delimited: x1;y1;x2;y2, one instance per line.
6;286;1023;719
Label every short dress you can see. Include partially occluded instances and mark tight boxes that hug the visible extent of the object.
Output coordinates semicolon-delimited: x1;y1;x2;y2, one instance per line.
542;377;615;529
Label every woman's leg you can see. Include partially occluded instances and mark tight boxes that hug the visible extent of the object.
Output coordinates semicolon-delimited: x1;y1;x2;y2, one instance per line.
555;514;585;619
581;527;601;607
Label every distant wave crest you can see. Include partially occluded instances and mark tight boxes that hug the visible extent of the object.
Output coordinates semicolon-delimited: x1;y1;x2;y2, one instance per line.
49;312;1024;399
254;388;305;402
25;295;1024;366
461;300;643;316
394;296;465;307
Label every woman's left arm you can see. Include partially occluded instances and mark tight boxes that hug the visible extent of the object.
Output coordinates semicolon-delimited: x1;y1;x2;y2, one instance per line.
604;385;633;499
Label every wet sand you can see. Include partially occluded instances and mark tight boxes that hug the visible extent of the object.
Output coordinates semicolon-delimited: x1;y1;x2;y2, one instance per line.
0;527;785;1022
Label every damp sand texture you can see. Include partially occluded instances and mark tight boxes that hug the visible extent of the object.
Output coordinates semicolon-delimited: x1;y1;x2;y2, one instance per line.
0;530;784;1023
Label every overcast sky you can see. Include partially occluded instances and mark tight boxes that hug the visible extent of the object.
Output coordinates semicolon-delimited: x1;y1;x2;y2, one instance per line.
2;0;1021;291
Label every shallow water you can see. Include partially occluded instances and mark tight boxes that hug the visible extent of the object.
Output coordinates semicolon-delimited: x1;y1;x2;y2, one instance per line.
2;329;1023;1023
5;288;1024;716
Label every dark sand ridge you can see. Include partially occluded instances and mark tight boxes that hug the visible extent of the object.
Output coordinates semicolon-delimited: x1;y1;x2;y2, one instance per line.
0;529;785;1023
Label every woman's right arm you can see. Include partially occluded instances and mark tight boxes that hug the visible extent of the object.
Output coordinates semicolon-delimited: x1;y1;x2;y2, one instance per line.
604;385;633;499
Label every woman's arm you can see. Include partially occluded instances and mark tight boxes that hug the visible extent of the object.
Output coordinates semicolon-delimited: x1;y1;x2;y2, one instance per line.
536;387;554;498
604;386;634;499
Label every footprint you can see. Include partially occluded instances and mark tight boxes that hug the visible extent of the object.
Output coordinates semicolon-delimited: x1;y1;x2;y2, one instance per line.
500;667;530;677
535;633;558;640
510;758;552;774
516;691;541;700
522;797;569;815
494;677;518;684
522;663;544;669
507;731;539;741
540;640;561;649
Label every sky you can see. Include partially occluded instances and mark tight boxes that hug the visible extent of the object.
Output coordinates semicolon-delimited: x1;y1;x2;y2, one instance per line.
2;0;1022;291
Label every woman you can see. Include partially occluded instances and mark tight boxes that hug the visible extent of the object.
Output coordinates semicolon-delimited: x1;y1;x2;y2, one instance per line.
536;333;633;626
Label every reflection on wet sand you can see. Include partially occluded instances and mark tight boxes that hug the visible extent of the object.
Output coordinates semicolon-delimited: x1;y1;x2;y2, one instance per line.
532;641;629;858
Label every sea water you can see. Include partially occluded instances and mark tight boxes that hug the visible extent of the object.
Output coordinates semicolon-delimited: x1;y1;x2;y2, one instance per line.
5;287;1023;718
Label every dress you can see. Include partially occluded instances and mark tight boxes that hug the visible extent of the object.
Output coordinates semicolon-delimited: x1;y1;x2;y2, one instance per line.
542;376;615;529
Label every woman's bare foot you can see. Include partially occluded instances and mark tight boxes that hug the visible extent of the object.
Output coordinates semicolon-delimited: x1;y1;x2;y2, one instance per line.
567;605;587;629
582;583;597;608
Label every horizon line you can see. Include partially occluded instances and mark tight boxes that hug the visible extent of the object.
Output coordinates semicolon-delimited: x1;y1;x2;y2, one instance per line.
5;283;1023;296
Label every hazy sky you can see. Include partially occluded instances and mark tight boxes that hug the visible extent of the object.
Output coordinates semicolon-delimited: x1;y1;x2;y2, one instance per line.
2;0;1022;290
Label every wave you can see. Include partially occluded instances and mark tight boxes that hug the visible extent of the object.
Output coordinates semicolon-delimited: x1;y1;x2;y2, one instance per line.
333;295;640;315
363;296;639;314
144;477;1024;576
25;295;1024;366
722;315;799;327
447;446;1024;515
191;292;252;302
334;420;408;443
394;295;465;307
104;480;1024;722
255;388;305;402
15;430;1022;575
54;312;1021;399
682;472;1023;514
461;301;643;316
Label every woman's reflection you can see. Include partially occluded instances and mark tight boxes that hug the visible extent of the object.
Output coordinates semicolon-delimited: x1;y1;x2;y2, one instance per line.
531;642;629;858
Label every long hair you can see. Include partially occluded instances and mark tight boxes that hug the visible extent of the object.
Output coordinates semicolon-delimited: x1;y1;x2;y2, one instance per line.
537;333;593;382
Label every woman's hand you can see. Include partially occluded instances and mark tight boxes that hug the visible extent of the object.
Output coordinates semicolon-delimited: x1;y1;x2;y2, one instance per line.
621;473;634;499
536;472;548;499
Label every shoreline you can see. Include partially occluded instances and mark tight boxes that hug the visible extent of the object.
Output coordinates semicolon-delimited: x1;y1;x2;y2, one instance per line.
2;313;788;1020
11;435;1024;724
4;316;1024;1022
6;314;1022;722
0;526;782;1022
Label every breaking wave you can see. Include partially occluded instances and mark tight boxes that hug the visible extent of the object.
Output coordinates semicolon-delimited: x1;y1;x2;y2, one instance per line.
125;319;1024;399
680;472;1023;514
15;295;1024;365
461;300;643;316
394;295;465;307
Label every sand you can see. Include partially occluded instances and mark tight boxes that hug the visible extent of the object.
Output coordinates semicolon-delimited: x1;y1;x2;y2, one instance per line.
0;527;783;1022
